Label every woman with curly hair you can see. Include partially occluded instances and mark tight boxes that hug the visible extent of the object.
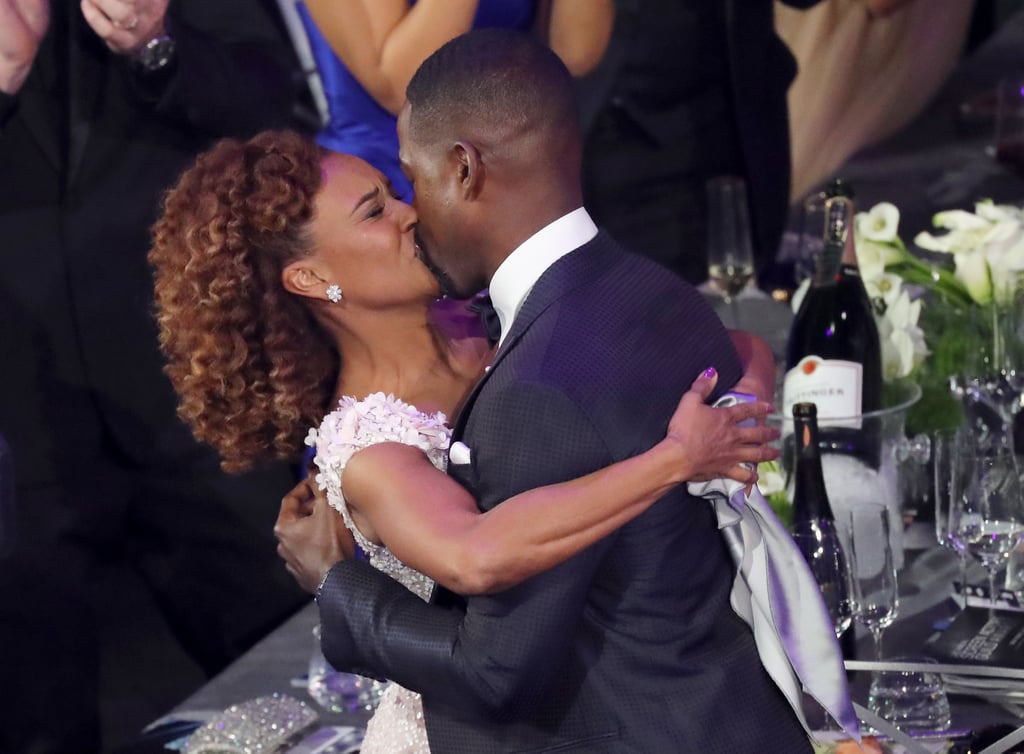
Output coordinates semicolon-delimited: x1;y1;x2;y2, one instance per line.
149;129;778;752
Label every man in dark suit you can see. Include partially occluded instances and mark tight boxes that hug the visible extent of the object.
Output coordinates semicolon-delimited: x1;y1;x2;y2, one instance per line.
281;30;812;752
0;1;313;751
576;0;822;288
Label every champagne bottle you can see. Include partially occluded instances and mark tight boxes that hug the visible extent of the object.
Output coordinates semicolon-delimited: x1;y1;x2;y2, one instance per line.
783;179;883;468
790;402;856;663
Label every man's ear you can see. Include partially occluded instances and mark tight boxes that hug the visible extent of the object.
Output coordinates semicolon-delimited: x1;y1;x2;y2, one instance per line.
452;140;483;200
281;262;326;300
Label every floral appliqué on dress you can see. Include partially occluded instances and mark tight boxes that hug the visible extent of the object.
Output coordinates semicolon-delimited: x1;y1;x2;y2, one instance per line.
306;392;451;754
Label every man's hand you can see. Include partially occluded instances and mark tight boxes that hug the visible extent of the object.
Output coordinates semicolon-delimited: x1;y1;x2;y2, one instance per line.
0;0;49;94
274;477;356;594
80;0;169;55
667;367;780;485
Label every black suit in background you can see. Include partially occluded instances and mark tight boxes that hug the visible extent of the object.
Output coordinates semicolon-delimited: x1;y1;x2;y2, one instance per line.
576;0;821;287
318;232;812;753
0;4;313;751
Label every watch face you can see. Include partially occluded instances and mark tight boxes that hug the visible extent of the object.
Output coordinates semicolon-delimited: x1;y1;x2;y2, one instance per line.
140;35;175;71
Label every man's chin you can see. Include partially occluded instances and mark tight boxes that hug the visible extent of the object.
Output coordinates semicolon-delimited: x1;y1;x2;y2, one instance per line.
416;249;458;299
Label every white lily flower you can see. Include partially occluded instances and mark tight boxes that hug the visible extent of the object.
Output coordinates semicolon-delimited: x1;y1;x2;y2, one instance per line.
932;209;991;231
974;199;1024;224
856;202;901;243
857;239;901;281
953;250;993;305
877;288;929;380
865;272;904;308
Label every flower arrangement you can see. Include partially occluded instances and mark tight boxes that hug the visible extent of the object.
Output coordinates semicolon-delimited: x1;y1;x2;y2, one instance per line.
790;198;1024;436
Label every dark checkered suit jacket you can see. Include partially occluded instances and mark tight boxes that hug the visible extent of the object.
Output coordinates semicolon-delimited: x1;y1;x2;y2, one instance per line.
318;232;812;753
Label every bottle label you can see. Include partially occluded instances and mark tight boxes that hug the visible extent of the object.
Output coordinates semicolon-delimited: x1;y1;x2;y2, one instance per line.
783;356;863;429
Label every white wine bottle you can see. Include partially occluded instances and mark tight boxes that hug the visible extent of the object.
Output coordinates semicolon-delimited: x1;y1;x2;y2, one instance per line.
783;179;882;468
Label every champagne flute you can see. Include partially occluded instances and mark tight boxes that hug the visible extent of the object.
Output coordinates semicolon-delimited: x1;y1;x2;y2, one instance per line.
792;527;853;639
848;503;899;660
951;447;1024;616
933;428;971;609
706;175;756;328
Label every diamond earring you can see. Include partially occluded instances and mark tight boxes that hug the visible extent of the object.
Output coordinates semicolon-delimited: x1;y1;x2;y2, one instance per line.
325;284;343;303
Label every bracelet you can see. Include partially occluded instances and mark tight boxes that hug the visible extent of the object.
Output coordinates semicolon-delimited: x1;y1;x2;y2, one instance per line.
314;567;332;603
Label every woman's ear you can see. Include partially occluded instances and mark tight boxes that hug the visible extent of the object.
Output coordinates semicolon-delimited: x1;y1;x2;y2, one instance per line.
281;262;326;300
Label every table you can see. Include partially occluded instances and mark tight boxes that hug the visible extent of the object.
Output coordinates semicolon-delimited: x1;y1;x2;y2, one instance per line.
122;543;1023;753
114;601;370;753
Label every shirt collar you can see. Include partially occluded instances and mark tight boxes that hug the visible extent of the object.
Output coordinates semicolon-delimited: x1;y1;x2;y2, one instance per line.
488;208;598;346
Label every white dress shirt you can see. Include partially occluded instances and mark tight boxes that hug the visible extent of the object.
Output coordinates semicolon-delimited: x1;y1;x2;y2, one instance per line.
488;208;598;348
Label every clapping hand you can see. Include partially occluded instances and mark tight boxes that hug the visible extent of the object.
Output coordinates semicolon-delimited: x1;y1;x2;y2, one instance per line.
80;0;169;55
0;0;49;94
667;367;779;486
274;476;356;594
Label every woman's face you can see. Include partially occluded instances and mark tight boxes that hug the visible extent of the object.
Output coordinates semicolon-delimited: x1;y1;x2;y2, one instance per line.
307;153;441;307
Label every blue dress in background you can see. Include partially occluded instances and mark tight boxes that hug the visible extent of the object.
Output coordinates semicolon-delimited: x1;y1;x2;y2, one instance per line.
297;1;536;199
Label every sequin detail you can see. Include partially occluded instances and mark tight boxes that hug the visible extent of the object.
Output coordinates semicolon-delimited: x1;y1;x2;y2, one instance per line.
308;393;449;751
183;694;318;753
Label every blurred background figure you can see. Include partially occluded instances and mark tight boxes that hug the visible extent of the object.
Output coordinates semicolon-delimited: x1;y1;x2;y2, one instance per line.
777;0;973;202
0;1;316;751
574;0;824;290
295;0;614;199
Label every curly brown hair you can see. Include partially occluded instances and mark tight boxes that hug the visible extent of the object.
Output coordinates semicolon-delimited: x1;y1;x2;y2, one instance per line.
149;130;338;473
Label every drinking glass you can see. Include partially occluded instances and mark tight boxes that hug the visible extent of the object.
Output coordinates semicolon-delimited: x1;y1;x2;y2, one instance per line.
791;527;853;639
993;79;1024;179
847;503;899;660
867;657;951;733
956;294;1024;454
950;447;1024;616
706;175;756;327
933;428;971;608
308;624;389;713
795;189;828;285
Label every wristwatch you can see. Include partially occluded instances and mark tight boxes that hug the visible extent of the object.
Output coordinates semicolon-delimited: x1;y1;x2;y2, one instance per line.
136;33;176;73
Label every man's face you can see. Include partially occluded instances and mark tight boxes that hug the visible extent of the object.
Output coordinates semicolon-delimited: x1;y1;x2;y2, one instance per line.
397;105;485;299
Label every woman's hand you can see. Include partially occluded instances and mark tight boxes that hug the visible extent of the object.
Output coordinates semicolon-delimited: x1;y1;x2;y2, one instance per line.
274;477;356;594
666;367;779;485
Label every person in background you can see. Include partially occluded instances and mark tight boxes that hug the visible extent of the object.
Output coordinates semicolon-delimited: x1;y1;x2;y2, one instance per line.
295;0;613;198
777;0;970;202
0;1;314;751
574;0;822;290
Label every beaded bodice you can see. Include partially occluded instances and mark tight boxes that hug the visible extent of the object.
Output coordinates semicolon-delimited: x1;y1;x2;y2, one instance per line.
306;392;450;602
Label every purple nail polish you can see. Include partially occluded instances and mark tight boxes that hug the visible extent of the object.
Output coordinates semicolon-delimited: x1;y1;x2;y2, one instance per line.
702;366;716;379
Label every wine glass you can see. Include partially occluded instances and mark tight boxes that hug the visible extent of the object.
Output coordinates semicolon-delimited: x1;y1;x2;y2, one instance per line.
706;175;756;327
847;503;899;660
792;526;853;640
954;298;1024;455
950;447;1024;616
933;427;971;609
993;79;1024;179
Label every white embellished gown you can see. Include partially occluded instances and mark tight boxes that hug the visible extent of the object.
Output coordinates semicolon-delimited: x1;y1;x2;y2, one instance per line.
307;392;451;754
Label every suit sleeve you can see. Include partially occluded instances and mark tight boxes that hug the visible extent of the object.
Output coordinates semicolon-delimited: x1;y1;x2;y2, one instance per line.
125;0;308;135
317;380;618;718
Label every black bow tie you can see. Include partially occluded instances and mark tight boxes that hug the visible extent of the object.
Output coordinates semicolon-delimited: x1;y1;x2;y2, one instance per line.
468;294;501;347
